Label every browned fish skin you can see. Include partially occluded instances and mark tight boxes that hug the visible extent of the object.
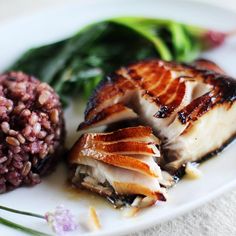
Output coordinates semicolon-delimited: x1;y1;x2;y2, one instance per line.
79;103;137;130
69;126;161;177
86;125;154;142
69;126;166;207
78;59;236;173
177;68;236;125
81;59;235;129
84;75;135;121
191;58;225;74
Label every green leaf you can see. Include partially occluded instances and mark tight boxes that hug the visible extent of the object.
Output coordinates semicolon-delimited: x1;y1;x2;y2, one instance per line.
110;17;172;60
7;17;210;104
42;22;109;84
10;40;66;80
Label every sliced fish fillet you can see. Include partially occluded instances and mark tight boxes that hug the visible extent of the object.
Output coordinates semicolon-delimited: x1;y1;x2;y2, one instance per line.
69;126;166;207
78;59;236;173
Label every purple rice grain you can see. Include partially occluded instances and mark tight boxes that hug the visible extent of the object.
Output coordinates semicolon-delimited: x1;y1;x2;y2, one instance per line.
0;71;65;193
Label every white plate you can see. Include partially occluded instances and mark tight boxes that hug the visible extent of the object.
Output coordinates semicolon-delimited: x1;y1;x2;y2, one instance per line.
0;0;236;235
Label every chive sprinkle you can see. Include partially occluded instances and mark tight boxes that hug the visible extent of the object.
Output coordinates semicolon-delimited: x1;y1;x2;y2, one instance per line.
0;216;52;236
0;205;44;219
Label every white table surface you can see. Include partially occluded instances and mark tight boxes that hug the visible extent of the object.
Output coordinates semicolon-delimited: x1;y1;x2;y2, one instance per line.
0;0;236;236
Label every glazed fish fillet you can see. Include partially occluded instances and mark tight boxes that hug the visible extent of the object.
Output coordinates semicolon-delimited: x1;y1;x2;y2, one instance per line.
78;59;236;173
69;126;166;207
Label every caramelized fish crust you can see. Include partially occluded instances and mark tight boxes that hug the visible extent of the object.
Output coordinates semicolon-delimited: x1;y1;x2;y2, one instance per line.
69;126;166;204
82;59;235;126
69;126;160;177
78;59;236;173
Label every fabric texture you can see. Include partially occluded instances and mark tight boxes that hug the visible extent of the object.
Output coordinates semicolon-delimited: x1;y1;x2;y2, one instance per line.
128;189;236;236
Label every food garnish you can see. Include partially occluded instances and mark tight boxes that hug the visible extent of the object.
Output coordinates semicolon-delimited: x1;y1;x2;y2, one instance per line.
8;17;232;104
45;205;78;235
0;216;51;236
185;162;202;179
0;204;78;235
89;206;101;230
122;206;140;218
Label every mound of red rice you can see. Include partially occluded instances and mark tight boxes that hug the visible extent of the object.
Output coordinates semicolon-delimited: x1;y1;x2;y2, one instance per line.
0;72;65;193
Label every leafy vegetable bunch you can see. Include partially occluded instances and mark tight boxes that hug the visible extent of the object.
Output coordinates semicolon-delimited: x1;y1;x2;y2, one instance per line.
9;17;227;105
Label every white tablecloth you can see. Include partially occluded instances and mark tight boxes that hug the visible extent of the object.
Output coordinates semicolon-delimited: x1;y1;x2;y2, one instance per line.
0;1;236;235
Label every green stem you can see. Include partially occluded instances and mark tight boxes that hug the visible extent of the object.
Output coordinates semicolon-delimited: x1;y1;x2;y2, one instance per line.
0;205;44;219
110;18;172;60
0;216;51;236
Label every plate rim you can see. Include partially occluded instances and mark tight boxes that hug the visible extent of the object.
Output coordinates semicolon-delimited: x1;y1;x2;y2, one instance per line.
0;0;236;235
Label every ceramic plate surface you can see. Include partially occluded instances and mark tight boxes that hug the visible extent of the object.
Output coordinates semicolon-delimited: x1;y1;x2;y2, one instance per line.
0;0;236;235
